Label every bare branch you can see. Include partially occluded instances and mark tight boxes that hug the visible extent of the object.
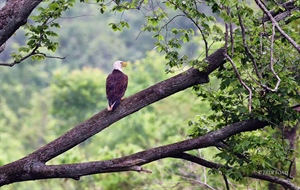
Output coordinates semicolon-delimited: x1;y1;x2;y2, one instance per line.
237;7;262;81
0;53;67;67
230;23;234;57
167;0;209;57
269;23;281;91
255;0;300;54
237;6;284;92
171;153;299;190
225;54;253;113
261;1;300;23
158;14;185;34
224;22;229;54
176;174;216;190
222;172;230;190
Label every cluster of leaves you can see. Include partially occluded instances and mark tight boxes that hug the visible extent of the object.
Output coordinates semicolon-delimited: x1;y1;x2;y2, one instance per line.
187;0;300;184
95;0;224;72
11;0;75;62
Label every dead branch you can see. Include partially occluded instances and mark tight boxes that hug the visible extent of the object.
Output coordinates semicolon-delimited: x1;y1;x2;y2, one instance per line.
255;0;300;54
171;153;299;190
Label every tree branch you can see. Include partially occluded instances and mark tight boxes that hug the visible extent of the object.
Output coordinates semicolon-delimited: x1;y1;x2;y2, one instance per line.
0;119;268;186
255;0;300;54
171;153;300;190
261;1;300;23
0;53;67;67
0;0;43;46
225;54;253;113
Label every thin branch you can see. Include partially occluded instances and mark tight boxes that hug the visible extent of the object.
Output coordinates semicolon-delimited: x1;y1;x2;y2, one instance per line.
255;0;300;54
157;14;185;34
171;153;299;190
237;7;282;92
230;23;234;57
59;14;94;20
177;174;216;190
222;172;230;190
0;53;67;67
136;0;145;10
237;7;262;81
269;23;281;91
225;22;229;54
167;0;209;57
261;1;300;23
225;54;253;113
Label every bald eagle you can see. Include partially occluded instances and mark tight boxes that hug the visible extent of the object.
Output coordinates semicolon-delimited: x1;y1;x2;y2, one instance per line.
106;61;128;111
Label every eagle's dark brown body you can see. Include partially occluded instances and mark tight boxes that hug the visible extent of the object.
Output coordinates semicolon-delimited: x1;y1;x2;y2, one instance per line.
106;69;128;111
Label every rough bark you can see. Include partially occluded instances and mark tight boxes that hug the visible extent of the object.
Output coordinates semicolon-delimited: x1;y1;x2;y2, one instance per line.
0;0;43;46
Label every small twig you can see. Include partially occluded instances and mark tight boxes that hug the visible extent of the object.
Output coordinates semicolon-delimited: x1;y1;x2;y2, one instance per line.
225;54;253;113
288;160;294;178
0;42;5;53
222;172;230;190
129;166;152;173
177;174;216;190
237;6;283;92
237;7;262;81
167;0;209;57
224;6;234;57
255;0;300;54
136;0;145;10
225;22;229;54
230;23;234;57
0;53;67;67
157;14;185;34
59;14;94;20
269;23;281;91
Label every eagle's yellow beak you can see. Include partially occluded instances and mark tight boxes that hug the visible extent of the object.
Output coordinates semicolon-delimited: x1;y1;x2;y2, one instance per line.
121;62;128;67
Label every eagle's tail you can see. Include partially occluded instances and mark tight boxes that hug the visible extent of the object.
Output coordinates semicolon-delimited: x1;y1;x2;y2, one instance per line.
107;99;121;111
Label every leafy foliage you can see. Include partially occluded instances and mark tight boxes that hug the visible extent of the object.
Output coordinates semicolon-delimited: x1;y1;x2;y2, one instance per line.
11;0;75;62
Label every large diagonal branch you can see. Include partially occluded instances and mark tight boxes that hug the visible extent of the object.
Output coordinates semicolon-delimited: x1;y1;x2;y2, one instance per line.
0;48;226;186
0;0;43;46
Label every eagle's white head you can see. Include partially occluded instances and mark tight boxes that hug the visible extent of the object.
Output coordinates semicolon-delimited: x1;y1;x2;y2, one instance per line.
113;61;127;71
